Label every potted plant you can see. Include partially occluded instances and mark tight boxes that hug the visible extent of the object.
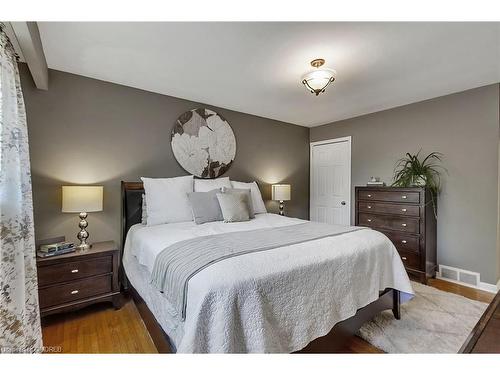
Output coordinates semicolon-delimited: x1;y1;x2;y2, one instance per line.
392;150;446;217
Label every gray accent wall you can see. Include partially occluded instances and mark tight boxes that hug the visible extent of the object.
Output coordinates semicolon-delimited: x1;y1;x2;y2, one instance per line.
311;84;500;284
20;65;310;248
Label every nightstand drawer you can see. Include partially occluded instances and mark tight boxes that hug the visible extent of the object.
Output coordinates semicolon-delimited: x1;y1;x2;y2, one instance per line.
37;255;112;287
39;274;112;309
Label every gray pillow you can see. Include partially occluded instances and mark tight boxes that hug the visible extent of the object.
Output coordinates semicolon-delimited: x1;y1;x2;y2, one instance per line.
187;189;223;224
216;192;251;223
221;187;255;218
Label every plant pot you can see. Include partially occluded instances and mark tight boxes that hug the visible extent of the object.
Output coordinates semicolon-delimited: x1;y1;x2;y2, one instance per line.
412;175;427;187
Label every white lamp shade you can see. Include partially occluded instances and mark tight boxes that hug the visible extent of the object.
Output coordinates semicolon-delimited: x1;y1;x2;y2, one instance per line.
62;186;103;213
272;184;291;201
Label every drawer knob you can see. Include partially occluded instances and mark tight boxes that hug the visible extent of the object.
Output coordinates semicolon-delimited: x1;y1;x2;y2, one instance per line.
367;219;372;222
71;269;79;273
402;195;407;199
401;256;407;261
401;240;407;244
401;223;407;227
70;290;79;295
367;194;372;198
401;208;407;212
367;205;372;209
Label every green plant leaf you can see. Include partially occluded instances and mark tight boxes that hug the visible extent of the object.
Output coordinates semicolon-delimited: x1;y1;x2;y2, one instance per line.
391;150;446;218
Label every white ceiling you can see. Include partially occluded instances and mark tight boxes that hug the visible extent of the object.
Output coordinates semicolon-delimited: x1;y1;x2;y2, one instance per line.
38;22;500;127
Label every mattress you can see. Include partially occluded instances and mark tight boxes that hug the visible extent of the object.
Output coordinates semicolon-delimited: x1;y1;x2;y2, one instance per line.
123;213;413;353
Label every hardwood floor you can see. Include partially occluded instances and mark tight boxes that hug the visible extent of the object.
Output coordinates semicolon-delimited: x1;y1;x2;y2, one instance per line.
427;278;494;304
41;279;494;354
41;297;157;353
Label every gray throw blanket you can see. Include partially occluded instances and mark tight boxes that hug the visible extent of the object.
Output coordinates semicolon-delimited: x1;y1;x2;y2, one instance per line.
150;222;365;320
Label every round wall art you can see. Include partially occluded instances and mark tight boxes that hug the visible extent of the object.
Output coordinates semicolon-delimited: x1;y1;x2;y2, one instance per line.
171;108;236;178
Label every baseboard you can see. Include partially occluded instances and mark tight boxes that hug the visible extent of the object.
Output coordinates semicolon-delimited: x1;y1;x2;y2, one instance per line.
436;269;499;293
478;281;499;293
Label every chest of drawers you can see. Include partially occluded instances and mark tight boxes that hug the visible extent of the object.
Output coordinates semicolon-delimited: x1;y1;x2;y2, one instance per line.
355;187;437;283
36;241;121;316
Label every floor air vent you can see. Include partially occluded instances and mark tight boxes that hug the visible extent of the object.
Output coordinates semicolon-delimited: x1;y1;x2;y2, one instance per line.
438;265;480;288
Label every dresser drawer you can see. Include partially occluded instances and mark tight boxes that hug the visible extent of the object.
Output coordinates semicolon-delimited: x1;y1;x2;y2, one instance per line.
358;201;420;217
39;274;112;309
38;255;112;287
359;213;420;234
398;250;421;270
357;190;420;203
379;230;420;253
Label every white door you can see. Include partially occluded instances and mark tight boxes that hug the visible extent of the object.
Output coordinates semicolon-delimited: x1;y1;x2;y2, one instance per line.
310;137;351;225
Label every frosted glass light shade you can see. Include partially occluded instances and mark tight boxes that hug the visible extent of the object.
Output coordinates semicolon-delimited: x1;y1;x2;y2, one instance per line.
62;186;103;213
302;68;336;95
272;184;291;201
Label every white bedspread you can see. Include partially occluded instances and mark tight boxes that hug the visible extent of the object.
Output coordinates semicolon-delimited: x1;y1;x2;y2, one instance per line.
123;213;413;353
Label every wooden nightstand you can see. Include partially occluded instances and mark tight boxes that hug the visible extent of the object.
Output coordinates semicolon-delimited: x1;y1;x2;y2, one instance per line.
36;241;121;317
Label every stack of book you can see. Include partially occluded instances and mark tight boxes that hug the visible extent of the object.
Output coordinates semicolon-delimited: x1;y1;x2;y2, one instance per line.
366;177;386;187
37;241;76;258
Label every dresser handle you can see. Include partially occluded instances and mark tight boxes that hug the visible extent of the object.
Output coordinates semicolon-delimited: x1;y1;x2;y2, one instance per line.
401;240;407;244
367;194;372;198
367;219;372;222
71;269;79;273
367;205;371;209
70;290;79;295
401;208;407;212
401;223;407;227
401;256;407;261
402;195;407;199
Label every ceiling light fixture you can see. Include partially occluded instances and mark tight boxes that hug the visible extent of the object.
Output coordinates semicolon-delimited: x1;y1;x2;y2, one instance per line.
301;58;336;96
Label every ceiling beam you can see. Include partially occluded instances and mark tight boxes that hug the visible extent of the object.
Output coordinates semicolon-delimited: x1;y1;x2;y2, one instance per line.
10;22;48;90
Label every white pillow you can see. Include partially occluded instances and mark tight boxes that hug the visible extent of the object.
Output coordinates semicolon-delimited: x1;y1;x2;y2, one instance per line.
230;181;267;214
141;194;147;225
194;177;232;192
141;176;194;225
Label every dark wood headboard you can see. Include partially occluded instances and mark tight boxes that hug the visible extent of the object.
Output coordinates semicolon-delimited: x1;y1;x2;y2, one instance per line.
121;181;144;255
120;181;145;289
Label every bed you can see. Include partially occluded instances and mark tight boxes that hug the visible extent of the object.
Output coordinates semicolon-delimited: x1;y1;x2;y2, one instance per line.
120;181;413;353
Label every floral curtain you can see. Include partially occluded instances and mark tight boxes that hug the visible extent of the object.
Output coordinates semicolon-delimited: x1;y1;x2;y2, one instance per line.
0;24;42;353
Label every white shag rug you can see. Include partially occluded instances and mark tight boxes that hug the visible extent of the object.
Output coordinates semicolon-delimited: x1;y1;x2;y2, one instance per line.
357;281;488;353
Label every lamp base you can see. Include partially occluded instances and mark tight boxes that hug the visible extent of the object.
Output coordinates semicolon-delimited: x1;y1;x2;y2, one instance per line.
279;201;285;216
76;212;91;252
76;243;91;251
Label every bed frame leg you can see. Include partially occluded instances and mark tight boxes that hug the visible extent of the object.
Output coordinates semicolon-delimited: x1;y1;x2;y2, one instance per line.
392;289;401;320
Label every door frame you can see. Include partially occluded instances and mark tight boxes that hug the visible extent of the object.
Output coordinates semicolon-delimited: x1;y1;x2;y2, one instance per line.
310;136;352;224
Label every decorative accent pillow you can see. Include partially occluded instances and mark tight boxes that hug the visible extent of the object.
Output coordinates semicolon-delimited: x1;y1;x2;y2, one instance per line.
216;193;251;223
194;177;232;192
187;189;224;224
141;175;194;225
230;181;267;214
141;194;147;225
221;187;255;218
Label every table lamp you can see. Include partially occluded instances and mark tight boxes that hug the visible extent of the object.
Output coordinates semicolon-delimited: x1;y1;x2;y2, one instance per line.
62;185;103;250
272;184;291;216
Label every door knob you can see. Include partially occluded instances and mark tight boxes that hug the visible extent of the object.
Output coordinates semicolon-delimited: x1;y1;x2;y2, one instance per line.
341;201;346;205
